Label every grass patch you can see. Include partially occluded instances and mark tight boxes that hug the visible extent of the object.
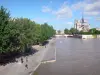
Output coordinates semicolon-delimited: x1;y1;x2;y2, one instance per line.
92;35;97;38
33;71;38;75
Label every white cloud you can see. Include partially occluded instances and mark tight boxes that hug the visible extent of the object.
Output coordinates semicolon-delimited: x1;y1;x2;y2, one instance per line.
42;6;51;13
54;1;72;19
84;11;99;16
67;22;73;25
33;18;49;23
72;2;86;10
72;0;100;16
54;3;72;19
84;16;92;20
84;1;100;16
41;1;72;19
85;0;100;3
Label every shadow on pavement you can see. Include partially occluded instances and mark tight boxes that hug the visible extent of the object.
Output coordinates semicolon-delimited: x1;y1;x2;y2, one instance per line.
0;40;50;66
0;47;38;66
41;41;49;46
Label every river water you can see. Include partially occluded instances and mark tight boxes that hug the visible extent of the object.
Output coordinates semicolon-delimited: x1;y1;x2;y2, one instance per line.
34;37;100;75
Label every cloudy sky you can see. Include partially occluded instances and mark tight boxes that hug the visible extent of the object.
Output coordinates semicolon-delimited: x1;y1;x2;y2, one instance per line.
1;0;100;30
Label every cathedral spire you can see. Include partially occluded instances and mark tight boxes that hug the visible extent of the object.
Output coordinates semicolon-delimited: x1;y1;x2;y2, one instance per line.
82;10;84;23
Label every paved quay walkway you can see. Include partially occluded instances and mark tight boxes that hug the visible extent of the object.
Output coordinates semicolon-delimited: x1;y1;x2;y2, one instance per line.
0;38;55;75
42;41;56;63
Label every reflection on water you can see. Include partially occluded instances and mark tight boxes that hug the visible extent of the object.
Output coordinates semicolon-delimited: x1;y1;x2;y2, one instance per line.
33;38;100;75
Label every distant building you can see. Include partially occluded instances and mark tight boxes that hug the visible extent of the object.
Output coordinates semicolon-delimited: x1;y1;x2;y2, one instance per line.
60;30;64;34
56;30;64;34
74;16;90;32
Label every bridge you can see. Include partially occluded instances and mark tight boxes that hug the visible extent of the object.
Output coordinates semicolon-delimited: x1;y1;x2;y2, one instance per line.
55;34;73;38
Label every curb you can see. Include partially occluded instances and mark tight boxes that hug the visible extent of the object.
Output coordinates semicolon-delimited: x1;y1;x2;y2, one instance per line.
29;39;53;75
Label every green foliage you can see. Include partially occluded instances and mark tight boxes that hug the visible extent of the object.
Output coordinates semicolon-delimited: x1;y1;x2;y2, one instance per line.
40;23;55;42
70;28;78;34
64;27;100;35
64;28;79;34
0;6;10;53
79;28;100;35
89;28;100;34
64;28;69;34
58;30;61;34
0;6;55;54
92;35;97;38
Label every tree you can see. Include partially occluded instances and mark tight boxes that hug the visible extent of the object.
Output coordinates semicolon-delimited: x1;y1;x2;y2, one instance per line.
64;28;69;34
89;28;100;34
89;28;97;34
0;6;55;55
40;23;55;43
70;28;77;34
58;30;61;34
0;6;10;53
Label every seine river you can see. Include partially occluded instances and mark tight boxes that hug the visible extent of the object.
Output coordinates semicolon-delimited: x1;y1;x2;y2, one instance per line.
34;37;100;75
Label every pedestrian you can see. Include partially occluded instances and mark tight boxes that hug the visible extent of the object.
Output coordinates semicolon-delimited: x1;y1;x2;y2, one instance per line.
25;64;28;69
21;57;23;63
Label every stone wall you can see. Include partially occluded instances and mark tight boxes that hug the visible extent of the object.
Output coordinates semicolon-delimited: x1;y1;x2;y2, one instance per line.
82;35;94;39
82;35;100;39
